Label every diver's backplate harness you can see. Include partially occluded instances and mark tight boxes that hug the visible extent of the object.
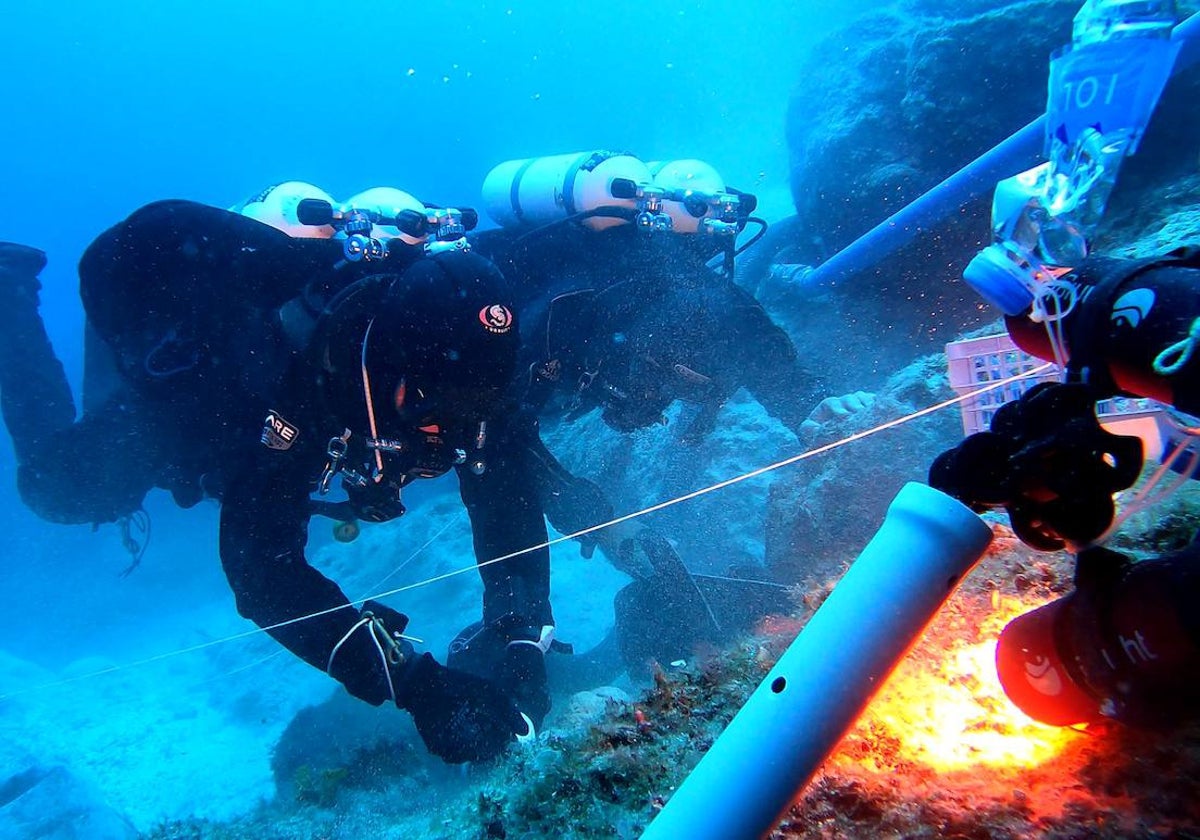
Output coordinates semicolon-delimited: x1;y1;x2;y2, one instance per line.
296;197;478;265
314;422;488;524
312;315;492;523
282;199;490;522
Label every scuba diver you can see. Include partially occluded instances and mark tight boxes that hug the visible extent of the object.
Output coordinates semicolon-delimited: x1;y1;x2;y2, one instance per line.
932;246;1200;729
927;0;1200;730
470;153;874;442
0;186;557;764
469;156;834;442
466;153;871;683
478;222;832;441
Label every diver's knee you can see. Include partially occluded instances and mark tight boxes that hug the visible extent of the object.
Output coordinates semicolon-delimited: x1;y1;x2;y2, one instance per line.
16;461;132;525
17;463;88;524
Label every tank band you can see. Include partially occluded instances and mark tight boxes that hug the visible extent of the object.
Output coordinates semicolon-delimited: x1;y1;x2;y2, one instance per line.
561;151;597;218
510;158;538;224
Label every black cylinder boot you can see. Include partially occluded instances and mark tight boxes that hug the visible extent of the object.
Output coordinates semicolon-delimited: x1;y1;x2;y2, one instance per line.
0;242;78;460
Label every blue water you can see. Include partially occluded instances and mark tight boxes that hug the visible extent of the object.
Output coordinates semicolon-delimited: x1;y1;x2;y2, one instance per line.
4;0;869;378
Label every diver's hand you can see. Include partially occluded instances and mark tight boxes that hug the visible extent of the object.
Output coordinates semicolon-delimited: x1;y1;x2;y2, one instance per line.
396;653;529;764
590;520;672;581
808;390;875;421
799;390;876;443
345;480;407;523
541;473;614;560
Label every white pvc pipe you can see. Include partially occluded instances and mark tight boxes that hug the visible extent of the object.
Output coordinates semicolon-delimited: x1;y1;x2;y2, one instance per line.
640;482;993;840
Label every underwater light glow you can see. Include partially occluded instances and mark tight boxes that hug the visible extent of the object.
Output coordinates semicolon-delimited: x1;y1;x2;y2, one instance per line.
835;592;1082;773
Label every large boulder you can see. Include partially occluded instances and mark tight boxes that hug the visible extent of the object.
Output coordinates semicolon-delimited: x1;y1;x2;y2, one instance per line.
761;352;964;584
0;764;137;840
270;690;437;805
786;0;1079;258
0;656;136;839
757;0;1200;396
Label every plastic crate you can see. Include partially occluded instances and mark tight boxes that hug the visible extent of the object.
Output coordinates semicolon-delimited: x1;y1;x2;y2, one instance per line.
946;334;1059;435
946;334;1162;437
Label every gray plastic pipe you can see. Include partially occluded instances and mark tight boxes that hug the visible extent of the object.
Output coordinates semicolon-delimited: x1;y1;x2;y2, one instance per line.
799;10;1199;290
640;483;993;840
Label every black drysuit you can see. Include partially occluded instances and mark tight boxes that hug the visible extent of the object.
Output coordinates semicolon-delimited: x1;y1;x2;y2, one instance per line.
471;224;822;439
0;201;553;708
469;222;807;680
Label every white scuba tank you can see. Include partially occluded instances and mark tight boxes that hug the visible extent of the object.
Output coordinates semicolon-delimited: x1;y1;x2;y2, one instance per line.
481;151;652;231
234;181;338;239
343;187;428;245
646;159;726;234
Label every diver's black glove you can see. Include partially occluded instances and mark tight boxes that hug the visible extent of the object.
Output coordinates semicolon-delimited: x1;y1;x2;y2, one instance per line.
541;474;613;560
345;478;407;523
929;382;1142;550
395;653;530;764
447;620;554;732
496;639;552;730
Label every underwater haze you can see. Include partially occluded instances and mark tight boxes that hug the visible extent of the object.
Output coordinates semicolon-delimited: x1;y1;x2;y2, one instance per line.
0;0;869;643
3;1;1199;838
3;0;865;372
0;1;878;836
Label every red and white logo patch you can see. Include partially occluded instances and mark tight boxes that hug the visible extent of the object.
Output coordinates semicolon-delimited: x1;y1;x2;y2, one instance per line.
261;410;299;450
479;304;514;334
